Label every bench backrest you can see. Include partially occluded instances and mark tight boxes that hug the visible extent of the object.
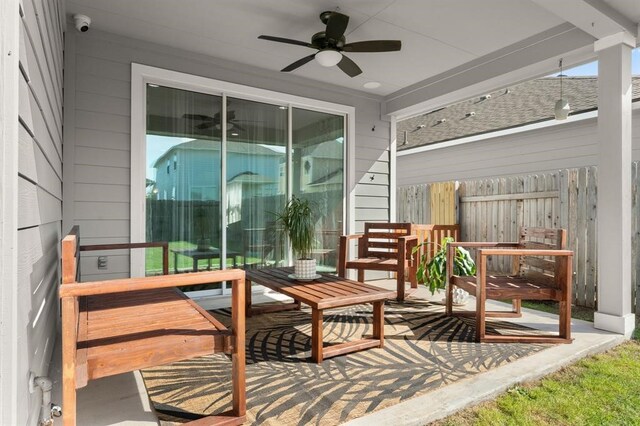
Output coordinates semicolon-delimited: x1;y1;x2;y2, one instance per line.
517;226;567;285
360;222;412;259
62;226;81;284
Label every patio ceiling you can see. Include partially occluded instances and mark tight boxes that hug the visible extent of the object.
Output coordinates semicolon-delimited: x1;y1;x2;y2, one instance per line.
65;0;638;117
66;0;571;97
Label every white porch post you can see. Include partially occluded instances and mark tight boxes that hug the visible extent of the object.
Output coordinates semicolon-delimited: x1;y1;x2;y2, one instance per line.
594;32;636;336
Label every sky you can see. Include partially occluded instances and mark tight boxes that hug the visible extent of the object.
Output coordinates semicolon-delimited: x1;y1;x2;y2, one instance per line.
557;47;640;76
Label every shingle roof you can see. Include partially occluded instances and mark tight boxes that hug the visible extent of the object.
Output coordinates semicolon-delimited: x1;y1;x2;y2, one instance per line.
397;76;640;152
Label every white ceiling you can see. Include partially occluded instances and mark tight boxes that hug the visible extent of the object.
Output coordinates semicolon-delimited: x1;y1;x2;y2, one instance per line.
66;0;580;96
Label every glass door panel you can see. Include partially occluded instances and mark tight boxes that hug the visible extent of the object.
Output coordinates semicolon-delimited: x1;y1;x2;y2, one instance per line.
225;98;288;269
145;84;223;291
292;108;344;272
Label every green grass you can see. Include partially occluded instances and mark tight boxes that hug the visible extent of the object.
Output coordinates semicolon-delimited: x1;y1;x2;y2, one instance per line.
144;241;261;275
520;300;595;322
435;339;640;426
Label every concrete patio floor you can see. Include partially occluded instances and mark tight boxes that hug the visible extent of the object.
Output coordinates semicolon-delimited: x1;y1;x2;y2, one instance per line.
49;279;625;426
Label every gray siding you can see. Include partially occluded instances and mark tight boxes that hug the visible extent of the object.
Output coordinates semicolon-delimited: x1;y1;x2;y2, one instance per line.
64;30;390;280
397;109;640;186
16;0;64;424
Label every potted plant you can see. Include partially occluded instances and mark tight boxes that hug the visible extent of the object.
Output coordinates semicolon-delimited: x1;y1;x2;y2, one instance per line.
275;196;317;279
413;237;476;301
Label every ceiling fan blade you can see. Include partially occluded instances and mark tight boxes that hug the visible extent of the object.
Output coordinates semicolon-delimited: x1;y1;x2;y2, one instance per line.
258;35;315;49
342;40;402;52
196;122;213;129
337;55;362;78
183;113;212;120
281;54;316;72
325;12;349;42
230;122;246;132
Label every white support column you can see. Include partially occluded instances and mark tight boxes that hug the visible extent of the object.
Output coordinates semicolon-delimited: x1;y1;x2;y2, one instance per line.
594;32;636;337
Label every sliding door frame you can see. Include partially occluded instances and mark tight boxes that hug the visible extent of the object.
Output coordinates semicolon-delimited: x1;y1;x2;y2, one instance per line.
131;63;355;279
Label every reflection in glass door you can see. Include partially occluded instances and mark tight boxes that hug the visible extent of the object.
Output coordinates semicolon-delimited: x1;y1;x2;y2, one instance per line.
293;108;344;272
225;98;288;270
145;84;224;291
143;83;346;290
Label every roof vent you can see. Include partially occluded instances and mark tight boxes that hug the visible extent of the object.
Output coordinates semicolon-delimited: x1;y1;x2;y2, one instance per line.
480;94;492;101
403;131;409;145
435;118;447;125
504;88;512;95
465;111;476;118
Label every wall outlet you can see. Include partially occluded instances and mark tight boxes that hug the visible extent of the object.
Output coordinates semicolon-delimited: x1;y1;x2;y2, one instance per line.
97;256;108;269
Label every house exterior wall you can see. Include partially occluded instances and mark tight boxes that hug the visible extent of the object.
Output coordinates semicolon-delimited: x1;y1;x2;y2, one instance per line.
3;0;64;424
63;29;391;281
397;109;640;186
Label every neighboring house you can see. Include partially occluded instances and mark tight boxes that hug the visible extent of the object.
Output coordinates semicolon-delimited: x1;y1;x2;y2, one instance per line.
397;76;640;185
151;139;282;202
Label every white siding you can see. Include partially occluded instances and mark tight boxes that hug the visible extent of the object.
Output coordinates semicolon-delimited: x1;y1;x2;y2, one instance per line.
397;109;640;185
64;30;390;280
14;0;64;424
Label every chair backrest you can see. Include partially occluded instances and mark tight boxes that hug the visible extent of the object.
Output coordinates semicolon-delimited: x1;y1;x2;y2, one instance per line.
411;224;460;261
360;223;412;259
517;226;567;283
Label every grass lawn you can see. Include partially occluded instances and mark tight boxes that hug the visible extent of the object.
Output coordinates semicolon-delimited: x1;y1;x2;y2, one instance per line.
521;300;595;322
435;337;640;426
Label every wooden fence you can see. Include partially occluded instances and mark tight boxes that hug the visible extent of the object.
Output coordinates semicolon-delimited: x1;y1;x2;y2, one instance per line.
397;162;640;312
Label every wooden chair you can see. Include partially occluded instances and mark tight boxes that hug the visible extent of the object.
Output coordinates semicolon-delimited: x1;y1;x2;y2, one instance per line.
411;224;460;262
59;226;246;425
338;223;418;301
446;227;573;343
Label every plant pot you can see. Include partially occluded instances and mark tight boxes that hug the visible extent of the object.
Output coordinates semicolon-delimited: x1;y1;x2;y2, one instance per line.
294;258;316;279
452;287;469;305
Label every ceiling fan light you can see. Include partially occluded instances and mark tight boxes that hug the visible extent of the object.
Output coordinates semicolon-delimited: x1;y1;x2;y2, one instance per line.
315;49;342;67
554;98;570;120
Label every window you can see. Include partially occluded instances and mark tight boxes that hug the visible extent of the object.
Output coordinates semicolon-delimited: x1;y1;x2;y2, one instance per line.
132;64;354;289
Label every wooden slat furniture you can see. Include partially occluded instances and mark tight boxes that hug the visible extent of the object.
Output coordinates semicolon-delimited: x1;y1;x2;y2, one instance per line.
411;224;460;261
245;267;395;363
60;227;246;426
338;223;418;301
447;227;573;343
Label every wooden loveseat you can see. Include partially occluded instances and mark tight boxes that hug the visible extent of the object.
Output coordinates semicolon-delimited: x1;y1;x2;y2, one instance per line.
59;226;246;425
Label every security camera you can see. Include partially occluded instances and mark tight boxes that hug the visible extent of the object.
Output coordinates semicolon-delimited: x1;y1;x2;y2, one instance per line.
73;14;91;32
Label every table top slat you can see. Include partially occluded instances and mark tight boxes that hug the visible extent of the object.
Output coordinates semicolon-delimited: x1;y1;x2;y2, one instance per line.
246;267;394;309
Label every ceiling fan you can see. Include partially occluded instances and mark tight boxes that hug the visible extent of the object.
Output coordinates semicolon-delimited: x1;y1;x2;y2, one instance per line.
183;111;247;132
258;10;401;78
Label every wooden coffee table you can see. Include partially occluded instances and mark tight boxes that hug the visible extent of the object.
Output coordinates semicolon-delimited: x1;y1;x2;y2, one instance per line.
245;267;395;363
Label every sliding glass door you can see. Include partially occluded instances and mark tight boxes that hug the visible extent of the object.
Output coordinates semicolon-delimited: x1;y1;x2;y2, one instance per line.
225;97;288;270
143;82;345;290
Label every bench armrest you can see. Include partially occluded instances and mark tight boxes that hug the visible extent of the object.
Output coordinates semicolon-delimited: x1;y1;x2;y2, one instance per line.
477;249;573;257
60;269;245;298
448;242;520;248
340;234;363;241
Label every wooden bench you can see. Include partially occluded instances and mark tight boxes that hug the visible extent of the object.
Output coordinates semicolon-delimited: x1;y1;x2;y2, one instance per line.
59;226;246;425
245;267;395;363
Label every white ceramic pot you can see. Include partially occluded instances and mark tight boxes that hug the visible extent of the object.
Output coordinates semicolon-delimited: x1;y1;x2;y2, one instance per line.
452;287;469;305
294;258;316;279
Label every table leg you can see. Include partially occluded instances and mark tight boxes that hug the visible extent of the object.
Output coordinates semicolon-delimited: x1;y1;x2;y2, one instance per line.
245;278;252;317
193;258;197;272
173;252;178;274
372;301;384;348
311;309;323;363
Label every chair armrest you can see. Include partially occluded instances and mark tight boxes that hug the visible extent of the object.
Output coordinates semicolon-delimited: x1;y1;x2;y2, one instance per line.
59;269;245;298
477;249;573;257
448;242;519;248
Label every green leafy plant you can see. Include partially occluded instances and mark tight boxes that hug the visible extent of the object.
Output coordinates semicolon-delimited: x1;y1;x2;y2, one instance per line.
274;196;316;260
413;236;476;294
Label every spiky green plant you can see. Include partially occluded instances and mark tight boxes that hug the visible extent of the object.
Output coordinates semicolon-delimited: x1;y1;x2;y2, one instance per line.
275;196;316;260
413;236;476;294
